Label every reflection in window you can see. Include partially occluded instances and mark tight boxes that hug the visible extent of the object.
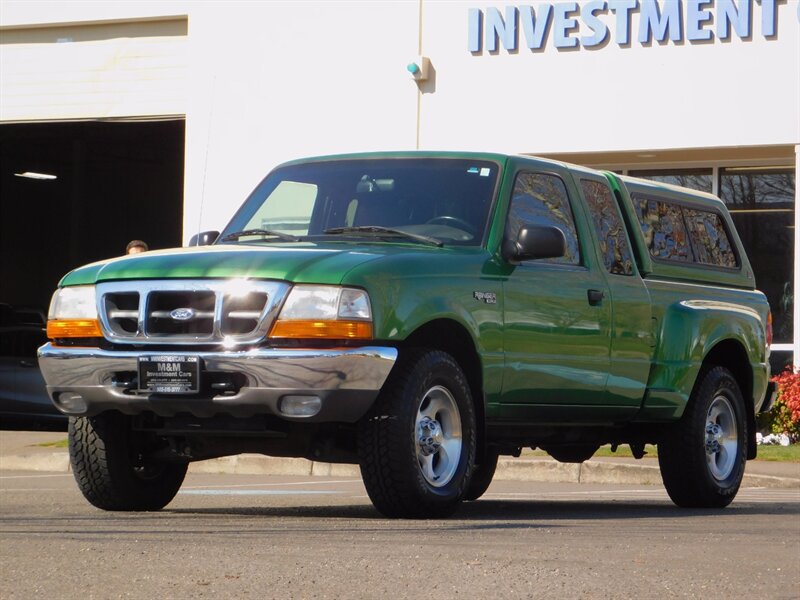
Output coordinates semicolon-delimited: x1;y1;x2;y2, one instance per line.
633;197;692;262
507;173;580;265
244;181;318;235
580;179;634;275
683;208;738;268
720;166;795;344
629;168;713;193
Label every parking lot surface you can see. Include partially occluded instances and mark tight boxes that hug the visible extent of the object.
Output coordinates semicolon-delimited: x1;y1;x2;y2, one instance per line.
1;470;798;599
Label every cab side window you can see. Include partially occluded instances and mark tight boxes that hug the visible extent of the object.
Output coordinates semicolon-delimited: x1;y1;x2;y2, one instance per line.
580;179;635;275
507;172;580;265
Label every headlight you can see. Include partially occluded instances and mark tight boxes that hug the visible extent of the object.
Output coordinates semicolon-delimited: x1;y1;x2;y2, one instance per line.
270;285;373;339
46;286;102;339
48;286;97;320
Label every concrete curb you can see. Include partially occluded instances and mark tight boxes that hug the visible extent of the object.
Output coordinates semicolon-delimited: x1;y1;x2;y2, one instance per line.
2;451;798;489
0;453;71;473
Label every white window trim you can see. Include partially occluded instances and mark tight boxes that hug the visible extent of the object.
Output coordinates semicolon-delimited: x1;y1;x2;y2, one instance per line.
795;144;800;369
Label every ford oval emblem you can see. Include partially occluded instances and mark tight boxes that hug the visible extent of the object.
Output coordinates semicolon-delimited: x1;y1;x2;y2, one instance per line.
170;308;196;321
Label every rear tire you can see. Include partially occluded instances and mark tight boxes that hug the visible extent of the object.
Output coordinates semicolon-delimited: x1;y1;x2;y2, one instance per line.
358;349;476;518
658;366;747;508
69;413;187;511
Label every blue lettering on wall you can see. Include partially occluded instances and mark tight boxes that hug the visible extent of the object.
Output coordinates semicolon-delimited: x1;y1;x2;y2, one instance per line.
609;0;639;45
718;0;752;40
467;0;786;53
639;0;682;43
686;0;714;41
520;4;554;49
758;0;778;37
486;6;518;52
468;8;483;52
554;2;581;48
581;0;611;47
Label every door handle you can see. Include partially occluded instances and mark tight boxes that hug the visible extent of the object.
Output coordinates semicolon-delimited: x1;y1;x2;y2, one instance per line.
587;289;604;306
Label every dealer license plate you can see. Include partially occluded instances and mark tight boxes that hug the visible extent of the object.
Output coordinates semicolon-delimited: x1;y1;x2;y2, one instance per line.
138;355;200;394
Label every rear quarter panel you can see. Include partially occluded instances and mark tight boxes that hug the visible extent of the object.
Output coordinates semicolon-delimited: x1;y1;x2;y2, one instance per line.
639;271;770;421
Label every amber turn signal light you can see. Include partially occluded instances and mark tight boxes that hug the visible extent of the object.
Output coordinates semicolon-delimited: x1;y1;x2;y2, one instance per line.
46;319;103;339
269;320;373;340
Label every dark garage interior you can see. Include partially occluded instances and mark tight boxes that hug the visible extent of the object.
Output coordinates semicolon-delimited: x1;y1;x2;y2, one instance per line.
0;120;184;428
0;119;185;313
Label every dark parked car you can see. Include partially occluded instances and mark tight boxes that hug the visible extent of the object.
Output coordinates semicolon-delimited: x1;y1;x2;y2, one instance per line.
0;304;66;431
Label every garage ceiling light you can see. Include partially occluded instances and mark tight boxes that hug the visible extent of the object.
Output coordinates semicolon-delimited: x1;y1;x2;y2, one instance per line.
14;171;57;180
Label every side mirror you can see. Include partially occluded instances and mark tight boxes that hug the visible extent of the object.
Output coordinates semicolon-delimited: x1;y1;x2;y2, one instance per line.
502;224;566;264
188;230;219;246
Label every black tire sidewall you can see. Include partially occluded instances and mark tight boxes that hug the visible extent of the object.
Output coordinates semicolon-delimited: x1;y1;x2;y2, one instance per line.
69;412;187;511
358;348;477;517
402;352;476;503
696;370;747;495
658;366;748;508
463;448;499;501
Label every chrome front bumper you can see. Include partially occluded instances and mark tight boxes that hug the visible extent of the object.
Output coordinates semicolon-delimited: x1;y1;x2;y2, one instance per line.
38;343;398;422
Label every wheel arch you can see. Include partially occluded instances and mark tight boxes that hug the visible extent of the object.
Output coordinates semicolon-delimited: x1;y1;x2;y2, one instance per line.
642;299;768;423
401;318;486;456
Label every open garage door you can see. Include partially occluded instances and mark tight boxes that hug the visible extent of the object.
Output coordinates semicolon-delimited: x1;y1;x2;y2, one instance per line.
0;119;184;428
0;119;185;312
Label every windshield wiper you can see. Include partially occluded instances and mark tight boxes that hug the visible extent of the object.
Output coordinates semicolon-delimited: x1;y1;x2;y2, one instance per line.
323;226;443;247
220;229;300;243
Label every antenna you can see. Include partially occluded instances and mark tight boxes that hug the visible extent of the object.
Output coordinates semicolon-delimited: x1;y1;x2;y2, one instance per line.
197;76;217;238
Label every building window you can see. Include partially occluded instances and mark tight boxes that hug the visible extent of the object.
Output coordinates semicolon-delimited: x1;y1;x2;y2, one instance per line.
629;168;713;193
720;166;795;344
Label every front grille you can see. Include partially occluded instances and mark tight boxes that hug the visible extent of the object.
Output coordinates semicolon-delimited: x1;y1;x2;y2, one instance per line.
148;291;216;336
97;280;289;346
221;292;270;335
105;292;139;335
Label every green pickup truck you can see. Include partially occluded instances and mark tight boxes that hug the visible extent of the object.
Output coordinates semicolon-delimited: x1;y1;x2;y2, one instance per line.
39;152;774;518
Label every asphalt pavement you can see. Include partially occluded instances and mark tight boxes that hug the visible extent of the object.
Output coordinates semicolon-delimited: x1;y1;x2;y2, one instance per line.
2;470;799;599
1;430;798;488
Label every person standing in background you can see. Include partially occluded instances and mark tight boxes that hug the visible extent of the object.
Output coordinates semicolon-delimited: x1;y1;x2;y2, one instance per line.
126;240;148;255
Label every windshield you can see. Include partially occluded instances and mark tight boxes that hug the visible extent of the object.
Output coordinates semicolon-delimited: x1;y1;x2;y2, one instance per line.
220;158;500;246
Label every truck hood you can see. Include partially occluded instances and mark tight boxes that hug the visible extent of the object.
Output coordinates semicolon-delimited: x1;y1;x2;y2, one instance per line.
59;243;447;286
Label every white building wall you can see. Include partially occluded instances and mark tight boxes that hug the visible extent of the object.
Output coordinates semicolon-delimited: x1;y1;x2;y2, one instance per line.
419;1;799;154
2;1;797;230
183;2;420;234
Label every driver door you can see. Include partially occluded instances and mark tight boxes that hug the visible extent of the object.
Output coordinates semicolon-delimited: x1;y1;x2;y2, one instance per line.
500;169;614;421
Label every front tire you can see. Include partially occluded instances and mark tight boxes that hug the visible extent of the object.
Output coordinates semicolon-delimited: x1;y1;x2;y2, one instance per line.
358;349;476;518
463;448;499;501
69;413;187;511
658;366;747;508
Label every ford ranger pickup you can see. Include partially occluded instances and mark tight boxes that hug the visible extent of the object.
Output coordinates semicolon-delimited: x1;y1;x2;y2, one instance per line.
39;152;773;517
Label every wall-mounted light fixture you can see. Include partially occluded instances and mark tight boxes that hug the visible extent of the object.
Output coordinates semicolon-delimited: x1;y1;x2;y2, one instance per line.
407;56;431;82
